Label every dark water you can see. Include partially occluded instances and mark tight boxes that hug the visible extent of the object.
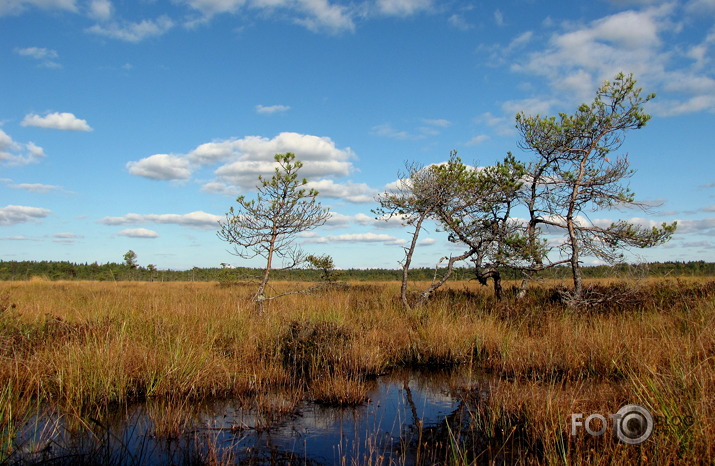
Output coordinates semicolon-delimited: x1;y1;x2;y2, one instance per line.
6;369;522;465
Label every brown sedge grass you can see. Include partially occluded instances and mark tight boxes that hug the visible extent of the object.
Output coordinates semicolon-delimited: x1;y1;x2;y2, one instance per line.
0;277;713;463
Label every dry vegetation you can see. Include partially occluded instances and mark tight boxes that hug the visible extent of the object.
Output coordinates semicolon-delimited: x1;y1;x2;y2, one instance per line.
1;277;714;464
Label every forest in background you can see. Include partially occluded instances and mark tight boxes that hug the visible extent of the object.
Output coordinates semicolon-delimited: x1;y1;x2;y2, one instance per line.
1;259;713;282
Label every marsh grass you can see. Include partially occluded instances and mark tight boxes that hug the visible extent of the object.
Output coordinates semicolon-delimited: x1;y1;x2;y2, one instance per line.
0;278;714;463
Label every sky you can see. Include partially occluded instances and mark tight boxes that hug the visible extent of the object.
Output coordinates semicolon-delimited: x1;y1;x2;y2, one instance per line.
1;0;714;271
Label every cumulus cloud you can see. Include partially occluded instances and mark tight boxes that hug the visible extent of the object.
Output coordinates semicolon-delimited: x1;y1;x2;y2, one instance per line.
213;134;354;188
674;217;715;235
0;130;45;165
302;232;406;245
87;16;174;42
514;8;666;81
324;211;407;229
117;228;159;238
507;4;715;115
323;212;353;228
0;205;51;226
126;154;191;180
256;104;291;114
305;179;378;203
293;0;355;33
21;112;92;131
99;211;222;230
201;181;240;196
128;132;355;191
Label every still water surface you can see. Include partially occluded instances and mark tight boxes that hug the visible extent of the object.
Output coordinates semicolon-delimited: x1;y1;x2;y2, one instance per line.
10;369;508;465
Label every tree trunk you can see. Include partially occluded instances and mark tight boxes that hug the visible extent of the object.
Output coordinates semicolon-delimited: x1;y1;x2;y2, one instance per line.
569;231;583;303
493;270;503;301
517;274;530;300
255;230;278;311
566;154;589;304
476;269;503;301
416;249;475;308
400;212;428;310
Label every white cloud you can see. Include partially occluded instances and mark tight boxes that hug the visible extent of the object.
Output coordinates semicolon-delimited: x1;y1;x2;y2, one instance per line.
324;211;408;229
0;0;77;17
201;181;240;196
126;154;191;180
494;9;504;26
305;179;378;203
674;217;715;235
509;31;533;50
99;211;222;230
9;183;63;193
508;4;715;115
14;46;61;67
502;97;557;119
476;112;513;137
207;132;355;189
21;112;92;131
180;0;243;16
117;228;159;238
371;123;411;140
53;232;83;243
303;232;406;245
0;235;40;241
376;0;432;17
181;0;354;33
421;118;452;128
15;46;58;60
256;104;291;114
0;130;45;165
0;205;51;226
293;0;355;33
680;240;713;248
466;134;489;146
686;0;715;15
87;0;112;20
87;16;174;42
324;212;353;228
448;13;472;31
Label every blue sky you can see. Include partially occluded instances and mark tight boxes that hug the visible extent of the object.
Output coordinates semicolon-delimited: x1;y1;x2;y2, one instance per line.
1;0;714;270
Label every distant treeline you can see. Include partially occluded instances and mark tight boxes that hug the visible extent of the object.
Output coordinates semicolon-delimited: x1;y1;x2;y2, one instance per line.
1;260;714;282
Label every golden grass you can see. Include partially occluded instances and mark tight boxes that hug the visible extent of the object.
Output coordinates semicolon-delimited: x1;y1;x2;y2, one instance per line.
0;277;713;463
